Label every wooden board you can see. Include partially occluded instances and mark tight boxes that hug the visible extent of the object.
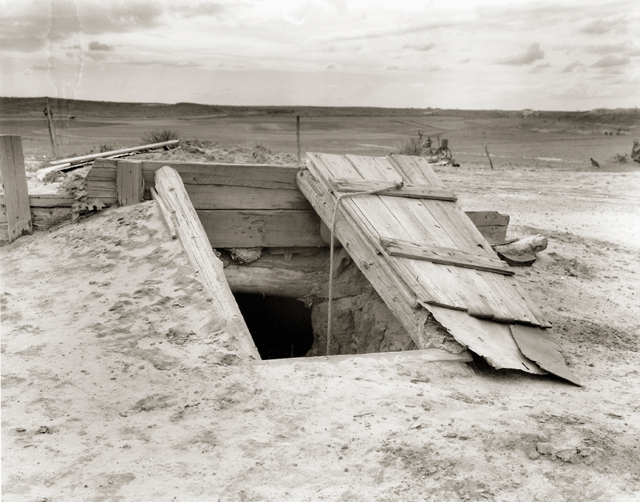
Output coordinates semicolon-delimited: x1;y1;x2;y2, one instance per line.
117;161;144;206
510;324;581;385
0;135;32;242
197;209;325;248
427;305;545;373
380;237;514;275
154;166;260;360
306;152;543;324
330;177;458;201
298;152;563;376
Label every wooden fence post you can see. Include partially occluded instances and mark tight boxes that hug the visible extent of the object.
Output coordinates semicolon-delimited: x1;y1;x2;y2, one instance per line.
0;135;32;242
117;160;144;206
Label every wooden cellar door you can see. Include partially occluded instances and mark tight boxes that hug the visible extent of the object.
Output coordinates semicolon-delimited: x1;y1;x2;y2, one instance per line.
297;153;579;385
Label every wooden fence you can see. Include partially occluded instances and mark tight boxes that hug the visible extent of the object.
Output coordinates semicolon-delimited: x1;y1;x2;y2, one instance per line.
1;157;509;246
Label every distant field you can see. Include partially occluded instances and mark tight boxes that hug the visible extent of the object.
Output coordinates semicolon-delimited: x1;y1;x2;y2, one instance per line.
0;98;637;169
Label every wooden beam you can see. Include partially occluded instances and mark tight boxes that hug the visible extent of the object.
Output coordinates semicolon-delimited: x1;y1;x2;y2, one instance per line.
154;166;261;360
197;209;324;248
48;140;179;166
330;177;458;201
380;236;514;276
117;161;144;206
0;135;32;242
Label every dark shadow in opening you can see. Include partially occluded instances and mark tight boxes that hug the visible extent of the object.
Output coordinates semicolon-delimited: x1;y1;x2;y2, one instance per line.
234;293;314;360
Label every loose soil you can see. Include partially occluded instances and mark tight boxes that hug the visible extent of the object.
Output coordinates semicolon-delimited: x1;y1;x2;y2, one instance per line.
2;109;640;501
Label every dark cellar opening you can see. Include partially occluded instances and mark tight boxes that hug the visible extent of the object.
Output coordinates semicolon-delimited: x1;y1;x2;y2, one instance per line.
233;293;315;360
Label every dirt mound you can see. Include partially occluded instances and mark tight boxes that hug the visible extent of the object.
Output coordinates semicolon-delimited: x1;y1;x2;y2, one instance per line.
133;140;301;165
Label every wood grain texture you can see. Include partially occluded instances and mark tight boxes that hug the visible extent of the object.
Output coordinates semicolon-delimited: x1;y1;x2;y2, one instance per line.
330;177;458;201
380;237;514;275
155;166;260;360
197;209;324;248
0;135;32;242
510;324;581;385
427;304;544;374
117;161;144;206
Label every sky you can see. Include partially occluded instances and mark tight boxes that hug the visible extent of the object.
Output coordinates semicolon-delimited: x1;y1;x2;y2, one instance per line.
1;0;639;110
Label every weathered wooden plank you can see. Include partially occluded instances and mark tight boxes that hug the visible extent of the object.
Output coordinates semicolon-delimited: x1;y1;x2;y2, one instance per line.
387;154;533;322
0;135;32;242
86;166;117;181
181;184;312;210
347;155;501;319
0;206;7;224
329;177;458;201
50;140;179;166
27;194;76;207
380;237;514;275
426;304;545;374
466;210;510;228
139;160;301;188
117;161;144;206
155;166;260;360
0;222;8;242
150;187;177;239
510;324;581;385
298;169;466;351
197;209;324;248
341;154;469;310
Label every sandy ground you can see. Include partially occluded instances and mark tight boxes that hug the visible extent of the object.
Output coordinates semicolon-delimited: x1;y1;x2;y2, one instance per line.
2;157;640;501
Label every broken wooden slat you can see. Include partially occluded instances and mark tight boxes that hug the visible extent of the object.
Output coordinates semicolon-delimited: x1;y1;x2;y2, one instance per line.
426;304;545;374
154;166;260;360
329;177;458;201
117;161;144;206
510;324;581;385
380;237;514;275
0;135;32;242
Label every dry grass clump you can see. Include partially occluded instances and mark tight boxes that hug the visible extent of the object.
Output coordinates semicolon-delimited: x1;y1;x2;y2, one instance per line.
142;129;180;144
396;137;424;156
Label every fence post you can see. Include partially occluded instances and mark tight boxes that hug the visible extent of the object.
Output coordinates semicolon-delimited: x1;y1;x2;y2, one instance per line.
116;160;144;205
0;135;32;242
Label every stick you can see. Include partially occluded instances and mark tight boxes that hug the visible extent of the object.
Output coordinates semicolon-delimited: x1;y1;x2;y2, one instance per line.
296;115;301;162
484;145;494;170
150;186;177;239
45;98;59;158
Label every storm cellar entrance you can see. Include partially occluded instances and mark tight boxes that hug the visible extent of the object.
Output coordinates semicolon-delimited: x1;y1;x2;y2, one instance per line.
234;293;315;360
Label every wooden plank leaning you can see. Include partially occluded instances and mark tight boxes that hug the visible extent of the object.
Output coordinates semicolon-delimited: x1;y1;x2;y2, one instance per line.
154;166;261;360
0;135;32;242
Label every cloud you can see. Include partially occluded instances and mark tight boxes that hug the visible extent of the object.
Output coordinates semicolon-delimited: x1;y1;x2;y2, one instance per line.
77;1;164;35
403;43;435;52
580;17;628;35
562;60;584;73
497;43;544;66
530;62;551;73
591;55;631;68
88;41;113;51
459;57;470;64
325;63;336;70
176;2;226;18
